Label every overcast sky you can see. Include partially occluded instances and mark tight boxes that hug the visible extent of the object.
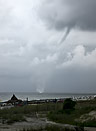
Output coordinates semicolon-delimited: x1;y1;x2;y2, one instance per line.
0;0;96;93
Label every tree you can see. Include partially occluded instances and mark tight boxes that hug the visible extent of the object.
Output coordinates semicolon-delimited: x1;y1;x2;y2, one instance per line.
63;98;76;110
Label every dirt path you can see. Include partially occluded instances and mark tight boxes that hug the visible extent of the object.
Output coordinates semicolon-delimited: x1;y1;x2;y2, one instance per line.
0;117;95;131
0;117;47;131
84;127;96;131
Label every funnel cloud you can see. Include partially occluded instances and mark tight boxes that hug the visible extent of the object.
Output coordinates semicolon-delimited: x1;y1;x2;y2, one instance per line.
40;0;96;37
60;28;71;43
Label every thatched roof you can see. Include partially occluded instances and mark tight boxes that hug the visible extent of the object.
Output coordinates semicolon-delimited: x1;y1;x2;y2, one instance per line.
7;94;22;104
11;94;18;101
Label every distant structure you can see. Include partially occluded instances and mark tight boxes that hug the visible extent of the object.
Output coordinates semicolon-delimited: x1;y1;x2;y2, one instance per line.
6;94;22;105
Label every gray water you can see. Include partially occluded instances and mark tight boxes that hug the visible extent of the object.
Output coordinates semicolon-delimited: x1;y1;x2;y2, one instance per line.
0;92;95;102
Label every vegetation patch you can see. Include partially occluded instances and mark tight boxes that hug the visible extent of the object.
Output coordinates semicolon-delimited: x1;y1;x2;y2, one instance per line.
47;99;96;127
0;99;96;128
0;103;62;124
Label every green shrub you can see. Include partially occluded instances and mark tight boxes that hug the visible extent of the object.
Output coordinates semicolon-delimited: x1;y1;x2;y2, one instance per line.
63;98;76;111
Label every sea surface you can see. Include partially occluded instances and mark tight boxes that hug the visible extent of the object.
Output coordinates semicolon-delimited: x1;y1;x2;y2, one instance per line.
0;92;95;102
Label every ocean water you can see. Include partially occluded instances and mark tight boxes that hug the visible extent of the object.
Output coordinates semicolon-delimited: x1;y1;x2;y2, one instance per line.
0;92;95;102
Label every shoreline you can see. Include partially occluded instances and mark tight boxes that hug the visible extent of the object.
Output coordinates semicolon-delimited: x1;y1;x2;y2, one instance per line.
0;92;96;102
0;94;95;109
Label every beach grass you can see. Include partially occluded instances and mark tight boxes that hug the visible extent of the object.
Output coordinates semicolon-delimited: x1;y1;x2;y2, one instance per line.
0;103;62;124
0;99;96;127
47;99;96;127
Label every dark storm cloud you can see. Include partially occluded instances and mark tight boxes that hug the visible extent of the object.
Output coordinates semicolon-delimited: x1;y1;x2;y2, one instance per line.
40;0;96;36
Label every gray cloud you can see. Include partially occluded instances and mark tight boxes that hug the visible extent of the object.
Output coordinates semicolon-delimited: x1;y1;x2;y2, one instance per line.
40;0;96;40
0;0;96;93
46;68;96;93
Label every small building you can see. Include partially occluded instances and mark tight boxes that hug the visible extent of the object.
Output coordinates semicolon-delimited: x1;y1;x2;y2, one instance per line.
6;94;22;105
